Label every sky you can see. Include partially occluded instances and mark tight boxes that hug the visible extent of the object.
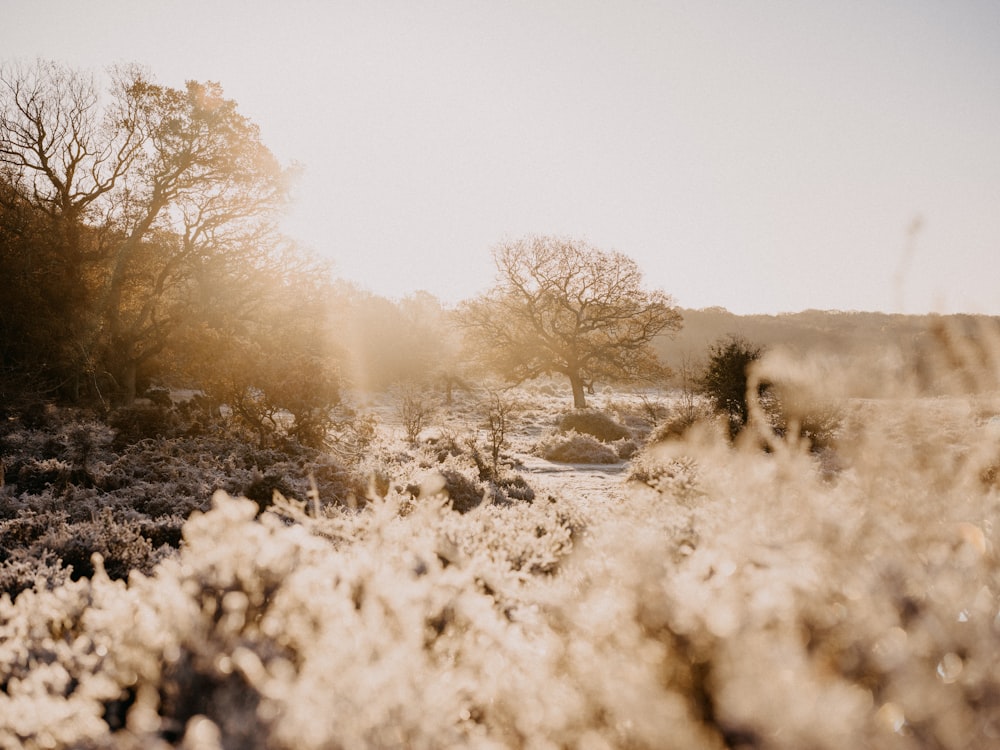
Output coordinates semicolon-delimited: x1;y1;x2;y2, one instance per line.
3;1;1000;315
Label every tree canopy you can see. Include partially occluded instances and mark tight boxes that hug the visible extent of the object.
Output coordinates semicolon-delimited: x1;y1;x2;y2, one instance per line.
0;61;340;445
460;236;682;407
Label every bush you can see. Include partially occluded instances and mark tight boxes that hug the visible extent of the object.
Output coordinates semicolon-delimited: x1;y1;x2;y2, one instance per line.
242;472;297;514
0;549;70;600
535;430;621;464
497;472;536;503
407;468;488;513
613;438;639;460
628;451;703;503
398;386;435;444
108;404;185;448
696;335;765;438
557;409;631;442
0;409;368;590
649;401;717;444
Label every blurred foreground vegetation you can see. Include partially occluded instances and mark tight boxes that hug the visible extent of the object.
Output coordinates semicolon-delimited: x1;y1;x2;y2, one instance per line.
1;314;999;748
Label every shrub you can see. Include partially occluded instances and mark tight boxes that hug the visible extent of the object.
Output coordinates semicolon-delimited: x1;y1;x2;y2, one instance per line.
242;472;297;514
696;335;766;438
0;549;70;600
483;390;518;476
14;458;73;493
407;468;488;513
108;404;185;448
613;437;639;460
649;401;717;444
628;450;703;503
144;385;174;407
535;430;621;464
497;472;536;503
398;386;435;444
557;409;631;442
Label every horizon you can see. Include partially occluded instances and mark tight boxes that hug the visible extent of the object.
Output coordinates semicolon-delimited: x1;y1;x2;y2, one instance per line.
4;1;999;316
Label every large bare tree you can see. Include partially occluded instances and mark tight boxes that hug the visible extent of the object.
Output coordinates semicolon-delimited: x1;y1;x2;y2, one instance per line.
0;61;288;403
460;236;682;408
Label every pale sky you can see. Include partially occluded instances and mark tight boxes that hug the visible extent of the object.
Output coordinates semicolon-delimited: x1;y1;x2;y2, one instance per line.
4;1;1000;314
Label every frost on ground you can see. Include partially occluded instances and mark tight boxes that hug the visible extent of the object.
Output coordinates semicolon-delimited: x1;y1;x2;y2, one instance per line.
1;373;1000;748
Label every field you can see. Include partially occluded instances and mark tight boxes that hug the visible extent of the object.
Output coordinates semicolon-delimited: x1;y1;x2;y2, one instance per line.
1;348;1000;749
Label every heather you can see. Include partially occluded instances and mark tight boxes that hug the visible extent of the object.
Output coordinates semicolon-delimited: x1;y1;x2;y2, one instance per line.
1;338;999;747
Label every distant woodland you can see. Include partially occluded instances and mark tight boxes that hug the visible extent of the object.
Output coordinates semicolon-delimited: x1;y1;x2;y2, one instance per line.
657;307;1000;394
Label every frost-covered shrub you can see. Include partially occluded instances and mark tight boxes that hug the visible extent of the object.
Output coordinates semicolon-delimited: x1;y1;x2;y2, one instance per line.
402;432;535;510
33;511;158;582
628;449;703;504
0;511;61;552
495;471;536;504
2;330;1000;749
535;429;621;463
397;385;436;443
649;400;718;444
557;408;631;442
613;437;639;460
0;508;171;599
0;491;595;748
0;415;368;591
407;467;488;513
0;548;70;600
14;457;74;493
422;430;466;463
241;472;296;513
2;386;1000;750
108;404;185;448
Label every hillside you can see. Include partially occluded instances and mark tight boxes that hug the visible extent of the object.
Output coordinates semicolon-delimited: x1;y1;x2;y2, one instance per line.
656;308;1000;389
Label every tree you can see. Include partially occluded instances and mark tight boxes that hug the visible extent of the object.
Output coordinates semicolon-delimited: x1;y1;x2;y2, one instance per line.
0;62;145;395
460;236;682;408
696;335;766;438
0;61;289;404
176;247;342;449
330;287;468;398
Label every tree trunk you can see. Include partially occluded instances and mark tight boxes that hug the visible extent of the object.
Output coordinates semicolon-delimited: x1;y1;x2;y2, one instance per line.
120;360;137;406
568;371;587;408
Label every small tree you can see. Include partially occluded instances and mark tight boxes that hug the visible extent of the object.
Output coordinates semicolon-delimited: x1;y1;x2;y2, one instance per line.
397;385;435;444
697;335;766;438
460;236;682;408
484;390;517;477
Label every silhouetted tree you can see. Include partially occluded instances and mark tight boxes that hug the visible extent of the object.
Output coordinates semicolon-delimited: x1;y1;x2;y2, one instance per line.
460;236;682;408
0;61;289;405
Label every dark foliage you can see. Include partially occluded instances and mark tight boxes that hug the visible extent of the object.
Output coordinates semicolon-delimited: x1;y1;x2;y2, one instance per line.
108;404;186;448
0;407;366;600
696;335;766;438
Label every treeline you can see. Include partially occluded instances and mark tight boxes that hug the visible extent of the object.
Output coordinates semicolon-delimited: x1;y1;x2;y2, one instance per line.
0;61;339;436
4;61;997;442
0;64;573;437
